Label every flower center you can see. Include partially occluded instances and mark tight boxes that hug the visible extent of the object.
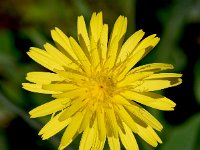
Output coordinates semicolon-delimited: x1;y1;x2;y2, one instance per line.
86;76;116;103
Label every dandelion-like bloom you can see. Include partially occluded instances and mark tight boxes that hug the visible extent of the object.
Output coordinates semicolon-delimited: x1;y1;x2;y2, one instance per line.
23;12;182;150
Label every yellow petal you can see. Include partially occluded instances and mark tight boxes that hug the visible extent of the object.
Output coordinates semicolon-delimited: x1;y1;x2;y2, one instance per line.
54;69;87;82
146;73;182;79
90;36;100;68
92;120;106;150
117;29;145;63
109;16;127;45
52;88;86;99
58;98;87;121
117;48;147;80
69;37;91;74
108;136;120;150
136;125;162;147
129;63;174;74
92;135;106;150
51;27;77;60
112;94;131;106
27;48;64;71
97;107;106;140
131;73;182;91
104;36;119;69
42;83;78;92
79;126;95;150
105;16;127;69
39;113;71;139
114;105;138;132
78;109;93;133
113;95;163;131
133;78;182;92
105;106;119;138
119;122;139;150
117;35;160;80
26;72;64;84
121;91;176;110
77;16;90;54
89;12;103;42
59;112;83;150
29;98;70;118
22;83;60;94
134;34;159;52
124;102;163;131
44;43;78;69
117;72;153;87
99;24;108;63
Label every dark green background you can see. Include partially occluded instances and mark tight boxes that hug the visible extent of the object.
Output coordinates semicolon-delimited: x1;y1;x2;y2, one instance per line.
0;0;200;150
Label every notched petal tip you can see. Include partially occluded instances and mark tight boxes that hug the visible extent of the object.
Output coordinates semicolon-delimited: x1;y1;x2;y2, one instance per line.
43;42;50;48
55;27;60;31
50;28;55;33
26;51;31;56
29;110;36;118
22;83;26;87
41;136;47;140
178;78;183;84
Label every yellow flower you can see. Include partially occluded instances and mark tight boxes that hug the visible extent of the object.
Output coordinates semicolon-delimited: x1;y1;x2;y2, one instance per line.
23;12;182;150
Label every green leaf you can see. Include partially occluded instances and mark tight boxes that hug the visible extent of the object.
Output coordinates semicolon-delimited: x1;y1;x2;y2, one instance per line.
160;113;200;150
0;129;8;150
194;59;200;105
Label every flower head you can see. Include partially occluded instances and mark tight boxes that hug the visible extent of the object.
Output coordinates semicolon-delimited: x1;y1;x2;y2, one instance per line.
23;12;182;150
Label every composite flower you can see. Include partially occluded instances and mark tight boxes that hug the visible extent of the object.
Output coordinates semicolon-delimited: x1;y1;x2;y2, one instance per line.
23;12;182;150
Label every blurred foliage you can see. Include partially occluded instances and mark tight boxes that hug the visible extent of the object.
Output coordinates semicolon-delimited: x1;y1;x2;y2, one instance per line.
0;0;200;150
160;113;200;150
194;59;200;105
